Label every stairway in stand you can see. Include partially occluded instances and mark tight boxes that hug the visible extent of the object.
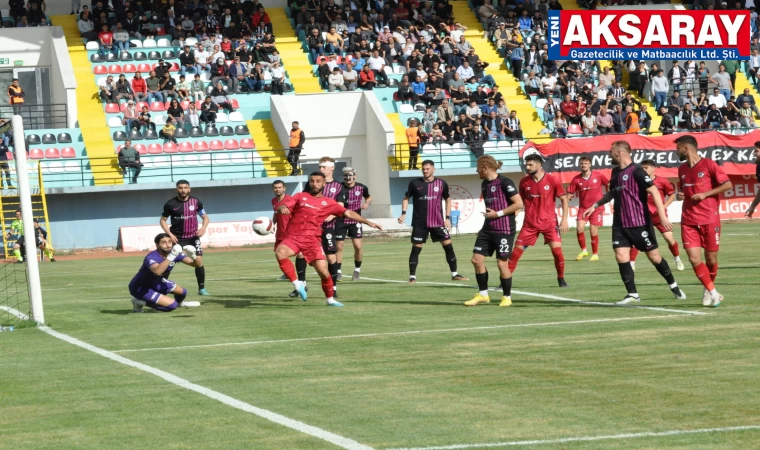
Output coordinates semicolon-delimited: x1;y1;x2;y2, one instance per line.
51;15;122;185
0;164;52;260
451;2;544;138
268;9;323;94
387;113;410;170
247;120;291;176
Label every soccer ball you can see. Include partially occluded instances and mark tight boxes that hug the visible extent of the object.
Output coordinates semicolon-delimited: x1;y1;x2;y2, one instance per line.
252;217;274;236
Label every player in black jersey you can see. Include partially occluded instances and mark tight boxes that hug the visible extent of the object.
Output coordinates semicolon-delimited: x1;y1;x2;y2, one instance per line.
160;180;211;296
398;160;467;283
583;141;685;305
464;156;522;307
335;167;372;281
317;157;347;296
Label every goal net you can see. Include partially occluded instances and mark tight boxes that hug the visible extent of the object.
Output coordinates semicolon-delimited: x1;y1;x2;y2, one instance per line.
0;260;31;326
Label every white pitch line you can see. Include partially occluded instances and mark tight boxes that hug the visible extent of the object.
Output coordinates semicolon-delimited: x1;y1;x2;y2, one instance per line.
361;277;708;316
35;324;374;450
384;425;760;450
0;305;29;320
112;315;684;353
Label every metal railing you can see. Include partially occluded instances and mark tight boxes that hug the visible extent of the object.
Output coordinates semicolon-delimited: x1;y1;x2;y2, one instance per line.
1;104;69;130
38;149;293;187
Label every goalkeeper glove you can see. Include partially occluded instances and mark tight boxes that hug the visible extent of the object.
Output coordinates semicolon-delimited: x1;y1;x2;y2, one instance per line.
167;244;183;262
182;245;197;260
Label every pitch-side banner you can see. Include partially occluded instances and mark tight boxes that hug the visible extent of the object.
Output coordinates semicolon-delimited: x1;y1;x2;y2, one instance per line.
119;221;275;252
548;10;750;60
519;130;759;184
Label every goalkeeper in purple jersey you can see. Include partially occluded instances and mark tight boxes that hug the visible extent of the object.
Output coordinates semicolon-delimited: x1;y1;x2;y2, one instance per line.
128;233;201;313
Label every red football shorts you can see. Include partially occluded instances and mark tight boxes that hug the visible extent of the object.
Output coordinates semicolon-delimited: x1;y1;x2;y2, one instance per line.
278;236;325;263
274;240;282;252
516;222;562;247
681;222;721;252
576;206;603;227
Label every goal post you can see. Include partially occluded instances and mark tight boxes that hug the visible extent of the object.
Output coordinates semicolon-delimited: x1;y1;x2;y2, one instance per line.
11;115;44;324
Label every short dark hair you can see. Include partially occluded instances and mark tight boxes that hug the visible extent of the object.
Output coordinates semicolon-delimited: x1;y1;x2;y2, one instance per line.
579;156;591;163
421;160;435;167
641;159;657;168
272;179;285;187
176;179;190;187
309;171;326;179
154;233;171;245
754;140;760;149
524;154;544;164
673;135;698;149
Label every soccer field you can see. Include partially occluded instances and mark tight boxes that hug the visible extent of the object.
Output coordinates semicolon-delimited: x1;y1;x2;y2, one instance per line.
2;223;760;449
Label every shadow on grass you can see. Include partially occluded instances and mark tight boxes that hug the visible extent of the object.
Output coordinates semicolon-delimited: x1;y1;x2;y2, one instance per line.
201;297;299;308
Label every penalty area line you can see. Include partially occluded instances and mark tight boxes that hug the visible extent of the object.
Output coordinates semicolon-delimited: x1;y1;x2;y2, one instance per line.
361;277;708;316
113;315;684;353
383;425;760;450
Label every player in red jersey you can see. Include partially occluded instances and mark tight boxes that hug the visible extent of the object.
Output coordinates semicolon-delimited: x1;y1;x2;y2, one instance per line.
566;156;609;262
508;153;570;287
674;135;732;307
744;142;760;218
271;180;309;297
628;160;685;272
275;172;382;307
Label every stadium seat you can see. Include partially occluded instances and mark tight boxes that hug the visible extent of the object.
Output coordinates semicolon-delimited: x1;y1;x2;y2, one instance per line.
108;65;123;74
214;153;231;165
224;139;240;150
45;148;60;159
204;126;219;137
209;140;224;151
215;113;229;123
239;138;255;149
135;101;149;111
108;117;124;127
128;129;143;140
183;155;199;166
535;98;547;110
175;127;189;138
179;142;194;152
148;143;163;154
57;132;72;143
185;37;198;46
105;103;121;114
60;147;76;158
235;125;249;135
93;65;108;75
163;142;178;153
85;41;100;51
148;51;161;60
106;53;119;62
48;161;65;173
134;144;147;154
220;126;234;136
64;161;81;173
142;39;157;48
568;124;583;135
137;63;151;72
229;99;240;110
120;51;133;61
91;54;105;63
150;102;165;112
134;51;148;61
194;141;209;151
228;111;243;122
41;133;56;144
180;100;191;109
122;63;137;73
5;152;11;160
399;104;414;114
29;148;44;159
195;100;204;110
157;38;171;47
144;129;158;140
130;39;143;48
153;115;167;126
169;62;180;72
113;131;128;141
162;50;176;59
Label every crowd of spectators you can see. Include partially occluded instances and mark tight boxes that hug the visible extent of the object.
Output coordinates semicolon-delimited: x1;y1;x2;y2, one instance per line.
2;0;50;27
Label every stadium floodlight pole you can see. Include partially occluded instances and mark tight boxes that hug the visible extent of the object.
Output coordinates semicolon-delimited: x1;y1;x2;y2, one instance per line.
12;115;44;324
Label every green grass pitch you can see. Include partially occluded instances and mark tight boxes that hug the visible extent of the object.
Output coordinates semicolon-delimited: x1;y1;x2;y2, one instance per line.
2;223;760;449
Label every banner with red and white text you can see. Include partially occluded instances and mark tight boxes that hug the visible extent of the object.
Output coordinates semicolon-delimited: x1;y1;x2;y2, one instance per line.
519;130;759;184
548;10;750;60
119;221;275;252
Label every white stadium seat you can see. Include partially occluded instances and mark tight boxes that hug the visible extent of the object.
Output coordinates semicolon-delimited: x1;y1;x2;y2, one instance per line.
86;41;100;51
107;116;124;128
228;111;244;122
142;39;157;48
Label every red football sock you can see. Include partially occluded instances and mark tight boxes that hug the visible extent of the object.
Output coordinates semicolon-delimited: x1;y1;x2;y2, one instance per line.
551;247;565;278
277;258;297;282
693;262;715;291
591;235;599;255
577;232;586;251
629;247;639;262
706;262;718;282
668;242;680;257
321;277;334;298
508;246;525;273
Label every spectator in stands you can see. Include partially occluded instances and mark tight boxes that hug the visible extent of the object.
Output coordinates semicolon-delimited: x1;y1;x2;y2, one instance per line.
504;111;523;140
167;100;185;128
543;96;558;123
422;105;435;133
599;66;615;90
710;64;733;102
405;119;421;170
190;74;205;102
697;61;710;95
496;99;509;121
308;28;325;63
326;27;344;54
195;43;211;73
397;74;414;103
651;69;669;112
625;105;640;134
118;140;142;184
160;71;179;102
483;111;505;141
449;85;467;115
210;82;235;114
659;106;676;134
186;102;200;128
467;123;488;157
162;117;178;145
749;50;760;88
176;75;190;101
343;63;358;91
138;106;156;132
596;109;613;135
123;100;139;130
131;72;147;102
668;60;685;94
611;104;625;133
359;64;378;90
509;38;523;79
678;103;696;131
630;62;649;99
437;99;455;124
180;46;197;76
98;24;115;57
114;74;134;103
737;88;760;119
456;60;476;84
99;75;117;103
328;67;346;92
78;11;97;41
541;71;559;98
560;94;580;125
146;71;163;104
582;110;599;136
720;58;739;92
367;50;389;86
113;22;130;53
723;99;742;129
708;87;727;109
210;57;231;88
200;96;218;125
269;62;286;95
705;103;723;129
553;111;568;137
639;105;652;134
228;56;251;93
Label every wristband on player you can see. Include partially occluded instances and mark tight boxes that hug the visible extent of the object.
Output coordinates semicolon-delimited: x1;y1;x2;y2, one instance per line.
446;215;450;219
401;211;406;215
497;210;505;218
